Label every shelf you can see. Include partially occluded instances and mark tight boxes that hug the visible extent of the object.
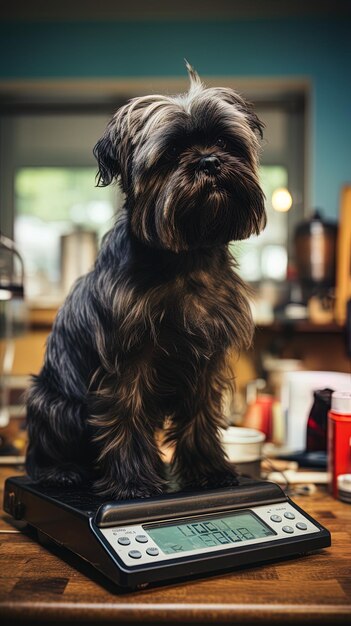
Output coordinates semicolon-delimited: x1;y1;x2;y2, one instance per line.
257;321;345;333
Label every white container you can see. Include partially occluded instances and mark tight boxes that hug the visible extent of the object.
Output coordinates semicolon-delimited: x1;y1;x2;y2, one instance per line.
337;474;351;504
220;427;265;479
281;370;351;451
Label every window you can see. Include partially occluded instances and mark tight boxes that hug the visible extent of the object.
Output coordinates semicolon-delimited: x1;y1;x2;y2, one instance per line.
0;90;305;303
15;167;118;299
231;165;289;282
0;111;123;302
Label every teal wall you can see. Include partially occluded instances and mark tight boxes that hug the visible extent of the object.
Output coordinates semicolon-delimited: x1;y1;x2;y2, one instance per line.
1;18;350;219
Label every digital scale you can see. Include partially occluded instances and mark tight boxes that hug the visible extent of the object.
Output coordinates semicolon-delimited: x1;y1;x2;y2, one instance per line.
3;476;331;590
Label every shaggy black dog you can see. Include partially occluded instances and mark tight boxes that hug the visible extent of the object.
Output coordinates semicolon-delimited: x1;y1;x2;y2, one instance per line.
26;64;266;499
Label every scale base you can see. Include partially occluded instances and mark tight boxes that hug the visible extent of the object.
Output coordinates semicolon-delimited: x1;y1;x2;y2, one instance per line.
3;475;331;590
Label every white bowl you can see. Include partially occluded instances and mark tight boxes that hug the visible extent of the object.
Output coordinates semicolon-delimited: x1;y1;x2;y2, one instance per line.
220;427;266;463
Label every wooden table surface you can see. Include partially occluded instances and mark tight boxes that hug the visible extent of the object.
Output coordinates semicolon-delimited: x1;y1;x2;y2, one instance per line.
0;466;350;625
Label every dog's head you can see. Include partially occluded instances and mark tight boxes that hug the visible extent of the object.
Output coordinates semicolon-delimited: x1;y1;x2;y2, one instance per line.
94;62;266;252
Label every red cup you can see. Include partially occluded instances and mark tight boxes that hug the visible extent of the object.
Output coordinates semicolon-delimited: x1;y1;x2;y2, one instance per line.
328;391;351;498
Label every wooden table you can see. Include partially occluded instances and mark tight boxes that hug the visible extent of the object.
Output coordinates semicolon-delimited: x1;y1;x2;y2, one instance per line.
0;466;350;625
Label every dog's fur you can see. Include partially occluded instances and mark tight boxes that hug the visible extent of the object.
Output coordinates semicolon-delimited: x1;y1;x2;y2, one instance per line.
26;64;266;499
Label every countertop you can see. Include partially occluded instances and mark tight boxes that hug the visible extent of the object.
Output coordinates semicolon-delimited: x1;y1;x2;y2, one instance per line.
0;466;350;625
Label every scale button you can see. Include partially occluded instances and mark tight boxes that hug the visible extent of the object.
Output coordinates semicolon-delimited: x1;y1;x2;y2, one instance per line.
270;514;282;522
118;537;131;546
284;512;296;520
146;547;159;556
282;525;294;534
135;535;148;543
128;550;142;559
296;522;308;530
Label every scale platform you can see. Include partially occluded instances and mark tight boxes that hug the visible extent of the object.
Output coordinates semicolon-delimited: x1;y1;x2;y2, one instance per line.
3;476;331;590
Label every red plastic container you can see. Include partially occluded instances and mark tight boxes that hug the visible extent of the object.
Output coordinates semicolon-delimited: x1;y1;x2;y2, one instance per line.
328;391;351;498
242;394;274;441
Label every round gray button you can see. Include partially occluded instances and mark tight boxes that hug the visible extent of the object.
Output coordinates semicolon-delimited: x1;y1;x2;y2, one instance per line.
296;522;308;530
282;525;294;534
284;512;295;520
270;514;282;522
135;535;148;543
118;536;131;546
128;549;142;559
146;547;159;556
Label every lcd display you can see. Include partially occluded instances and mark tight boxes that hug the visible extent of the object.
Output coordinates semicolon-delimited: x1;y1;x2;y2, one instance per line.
144;511;275;554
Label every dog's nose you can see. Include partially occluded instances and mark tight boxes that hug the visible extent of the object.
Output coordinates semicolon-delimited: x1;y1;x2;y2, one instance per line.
199;155;221;175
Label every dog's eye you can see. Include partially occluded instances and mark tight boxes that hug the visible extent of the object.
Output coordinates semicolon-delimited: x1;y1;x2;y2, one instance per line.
216;138;226;149
168;145;180;158
163;145;181;164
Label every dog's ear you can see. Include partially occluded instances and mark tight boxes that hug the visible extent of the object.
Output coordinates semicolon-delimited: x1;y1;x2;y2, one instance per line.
243;104;265;140
214;87;264;140
234;96;264;139
93;122;120;187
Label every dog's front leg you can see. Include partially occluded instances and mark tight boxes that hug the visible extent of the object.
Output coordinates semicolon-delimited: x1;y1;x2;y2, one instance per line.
169;370;239;490
89;376;167;500
93;419;167;500
170;417;239;491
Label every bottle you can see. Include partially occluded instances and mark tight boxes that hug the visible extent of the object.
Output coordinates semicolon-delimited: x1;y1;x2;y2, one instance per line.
328;391;351;498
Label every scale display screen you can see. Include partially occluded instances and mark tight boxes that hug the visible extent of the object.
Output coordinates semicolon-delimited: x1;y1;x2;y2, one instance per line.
144;511;276;554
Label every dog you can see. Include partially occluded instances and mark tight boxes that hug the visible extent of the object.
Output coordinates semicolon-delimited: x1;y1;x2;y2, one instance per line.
26;63;266;499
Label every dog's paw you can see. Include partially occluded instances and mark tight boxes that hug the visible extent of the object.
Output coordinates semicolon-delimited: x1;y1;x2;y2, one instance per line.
94;480;166;500
119;485;165;500
38;468;85;488
183;470;239;491
204;471;239;489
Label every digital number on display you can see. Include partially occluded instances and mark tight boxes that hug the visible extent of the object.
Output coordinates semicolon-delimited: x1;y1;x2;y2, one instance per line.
145;511;275;554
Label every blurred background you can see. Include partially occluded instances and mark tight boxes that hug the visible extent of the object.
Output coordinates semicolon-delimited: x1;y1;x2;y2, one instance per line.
0;1;350;467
